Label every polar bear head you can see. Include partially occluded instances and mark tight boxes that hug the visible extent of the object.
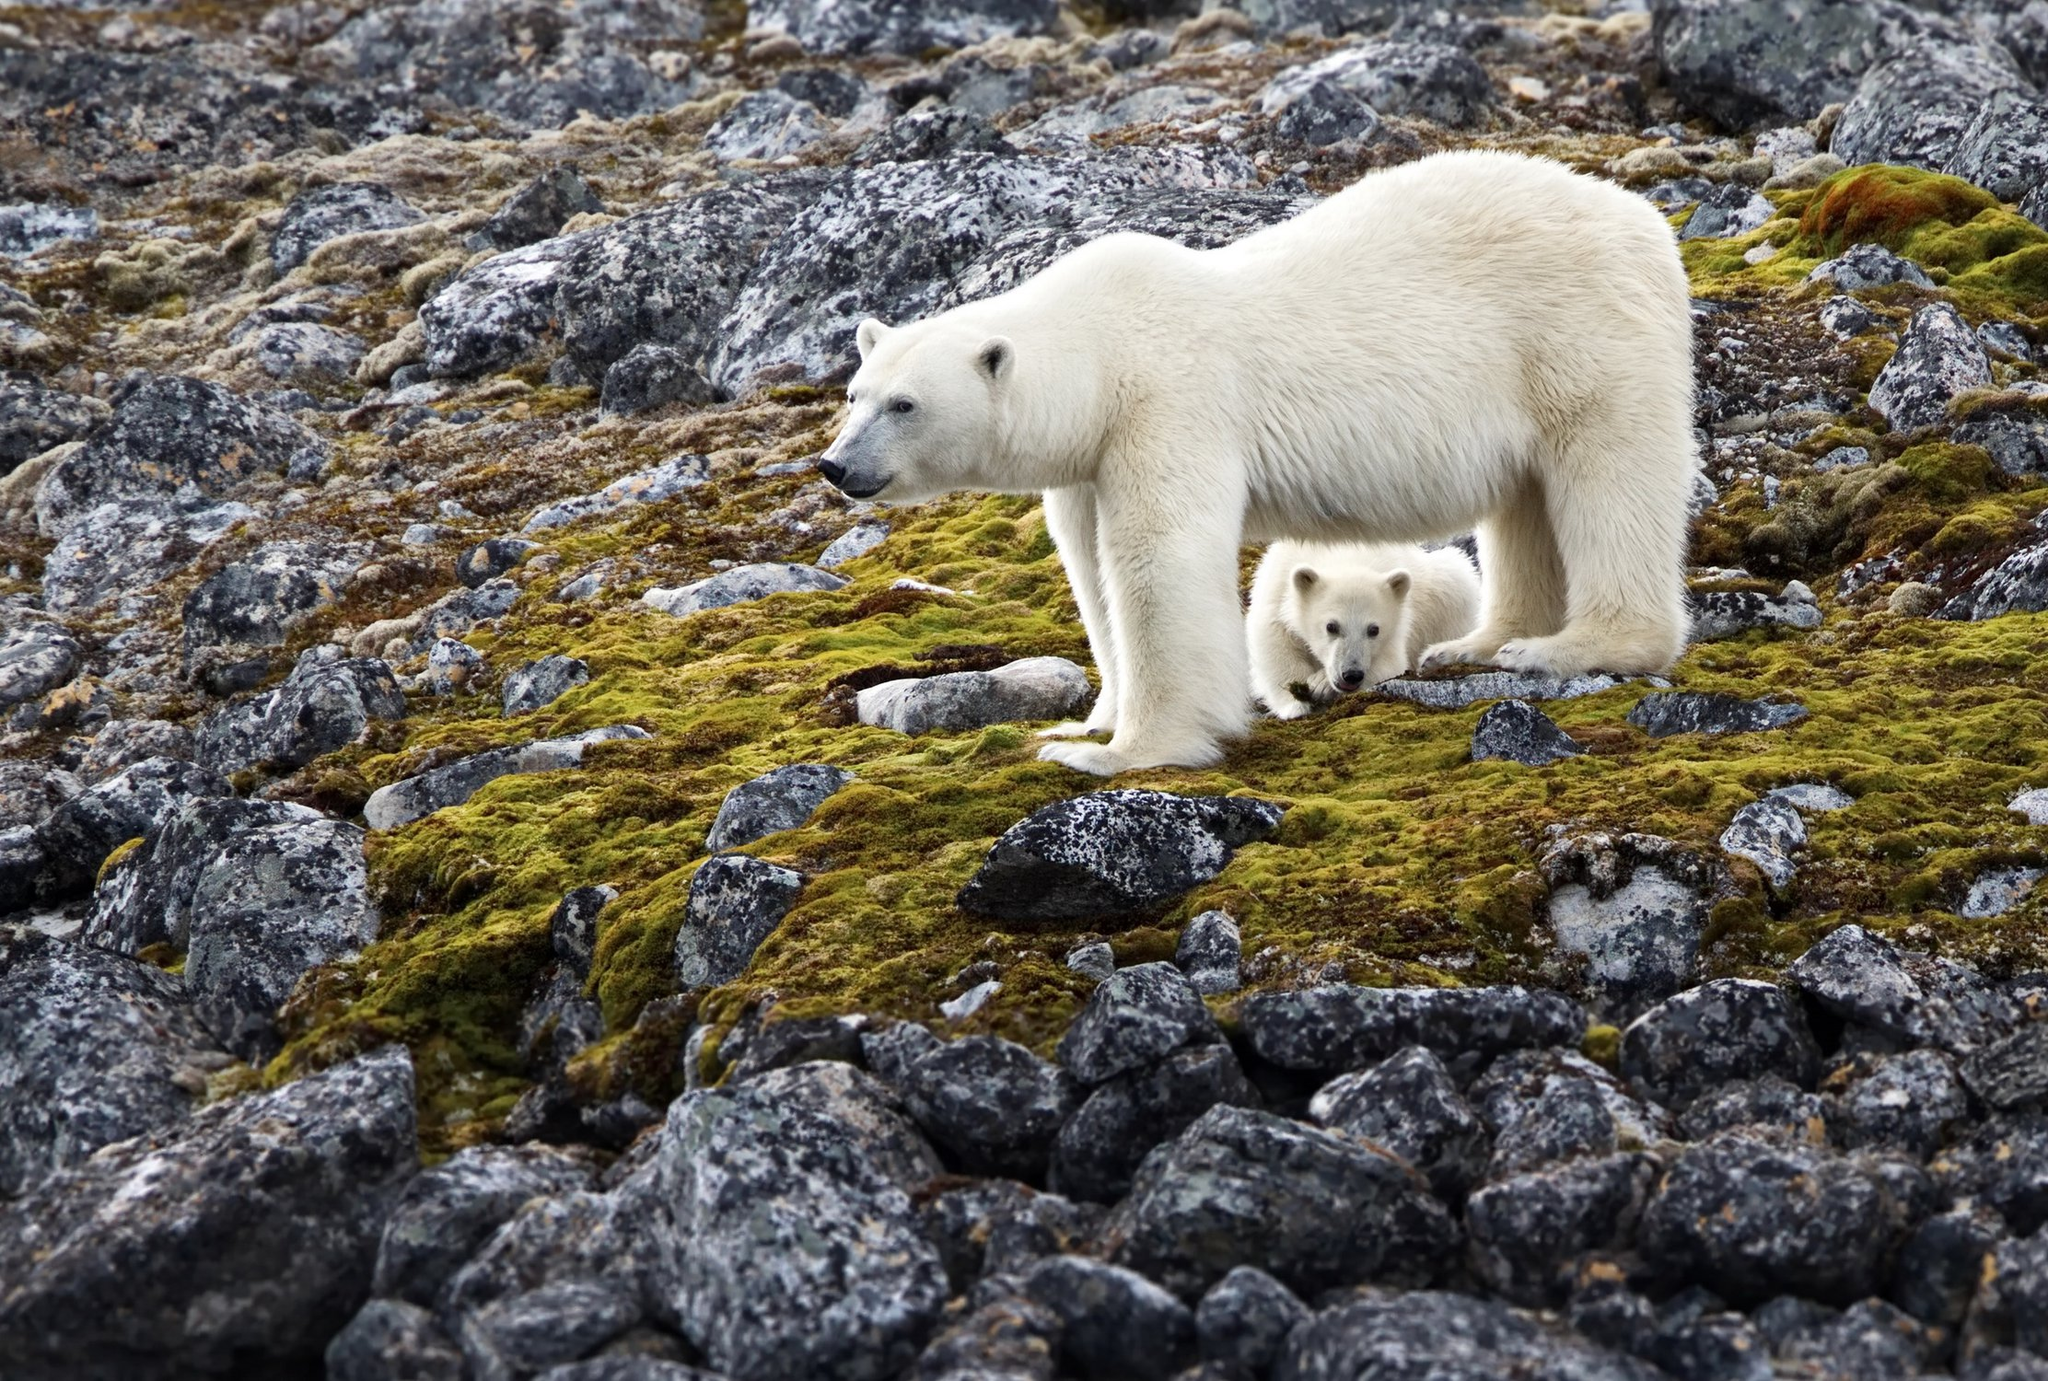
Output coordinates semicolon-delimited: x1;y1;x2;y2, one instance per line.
818;316;1014;503
1288;564;1412;693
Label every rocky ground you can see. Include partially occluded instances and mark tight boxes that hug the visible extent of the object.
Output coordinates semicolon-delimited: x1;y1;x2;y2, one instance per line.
3;0;2048;1376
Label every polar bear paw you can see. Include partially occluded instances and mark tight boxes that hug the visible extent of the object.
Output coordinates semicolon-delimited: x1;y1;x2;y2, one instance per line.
1036;718;1111;739
1418;634;1504;672
1493;635;1597;677
1265;698;1313;721
1037;741;1129;776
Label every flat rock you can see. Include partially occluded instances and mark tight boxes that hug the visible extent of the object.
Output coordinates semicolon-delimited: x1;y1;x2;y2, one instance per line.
671;853;805;989
502;654;590;715
1471;698;1584;765
857;656;1091;734
1620;978;1821;1109
643;562;847;616
363;724;650;830
523;454;711;532
705;762;854;851
1688;581;1822;641
957;790;1283;922
1869;302;1993;432
1807;241;1935;291
746;0;1058;56
1240;983;1584;1074
1626;690;1807;737
1544;833;1715;1018
1376;670;1639;709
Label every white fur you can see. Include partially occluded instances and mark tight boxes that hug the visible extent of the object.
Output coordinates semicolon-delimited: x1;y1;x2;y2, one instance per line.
1247;541;1480;718
821;150;1695;775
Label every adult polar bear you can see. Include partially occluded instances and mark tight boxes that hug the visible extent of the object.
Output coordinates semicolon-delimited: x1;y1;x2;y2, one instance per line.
818;150;1695;775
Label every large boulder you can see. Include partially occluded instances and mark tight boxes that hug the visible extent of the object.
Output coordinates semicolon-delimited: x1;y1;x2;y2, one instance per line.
1258;41;1497;127
863;1022;1080;1180
419;229;596;379
180;540;365;664
369;1143;600;1307
194;649;406;776
1831;41;2029;172
270;182;424;273
704;763;854;851
40;496;257;614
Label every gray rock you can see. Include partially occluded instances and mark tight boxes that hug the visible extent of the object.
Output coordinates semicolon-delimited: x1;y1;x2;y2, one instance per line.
1467;1153;1662;1306
642;562;847;616
1049;1042;1260;1203
1978;320;2036;363
0;376;107;471
1871;302;1994;433
1807;242;1935;292
0;826;42;912
1966;1228;2048;1361
0;760;80;830
1376;670;1641;708
0;201;97;259
1471;698;1585;765
862;1022;1079;1179
0;622;79;705
1961;865;2044;919
363;724;651;830
35;374;325;537
1688;580;1822;641
776;66;867;117
1270;78;1379;147
1021;83;1231;145
180;540;362;661
1675;1074;1825;1142
1935;1114;2048;1234
816;519;890;568
1626;689;1807;736
475;169;604;252
1640;1132;1917;1305
41;495;257;614
1678;182;1777;241
325;1299;465;1381
671;853;805;989
649;1062;947;1380
534;1362;719;1381
1103;1103;1458;1300
1261;40;1495;127
439;1184;656;1321
252;321;366;384
1720;797;1807;888
1020;1254;1195;1381
1938;530;2048;620
371;1144;600;1307
524;454;711;532
1239;983;1584;1074
1545;833;1713;1018
852;105;1015;165
1278;1287;1657;1380
1788;922;2018;1053
518;886;616;1076
1831;1049;1971;1158
1892;1202;2008;1333
1066;940;1116;982
423;637;484;696
1308;1046;1490;1200
857;656;1092;735
747;0;1057;55
457;535;538;588
403;579;522;655
1962;1023;2048;1111
909;1294;1062;1379
1620;978;1821;1109
1472;1047;1668;1180
600;343;716;416
35;755;231;897
502;654;591;716
1765;782;1854;812
1194;1266;1308;1378
2012;786;2048;825
458;1278;643;1378
957;790;1284;922
1056;961;1220;1084
1814;442;1873;471
0;1046;417;1380
420;229;595;379
272;182;425;273
0;932;227;1197
920;1177;1104;1290
1955;408;2048;478
195;648;406;775
703;89;831;162
1819;295;1883;338
1832;40;2028;172
705;763;853;852
1174;909;1241;995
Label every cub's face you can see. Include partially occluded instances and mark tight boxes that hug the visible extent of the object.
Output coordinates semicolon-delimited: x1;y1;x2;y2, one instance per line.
818;317;1013;504
1290;566;1412;693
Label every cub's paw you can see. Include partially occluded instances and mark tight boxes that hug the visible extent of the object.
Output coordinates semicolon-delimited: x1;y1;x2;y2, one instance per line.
1265;698;1313;721
1038;741;1128;776
1036;719;1109;739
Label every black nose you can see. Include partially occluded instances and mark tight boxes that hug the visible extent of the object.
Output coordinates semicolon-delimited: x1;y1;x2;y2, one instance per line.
817;458;846;486
1339;669;1366;689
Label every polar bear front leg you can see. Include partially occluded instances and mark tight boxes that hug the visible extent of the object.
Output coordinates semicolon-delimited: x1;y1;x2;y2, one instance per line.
1036;484;1121;739
1039;483;1251;775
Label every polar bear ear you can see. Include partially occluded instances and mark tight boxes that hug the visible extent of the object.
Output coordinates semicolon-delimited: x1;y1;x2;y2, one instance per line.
1291;566;1319;593
1385;570;1412;599
978;336;1014;382
856;318;890;358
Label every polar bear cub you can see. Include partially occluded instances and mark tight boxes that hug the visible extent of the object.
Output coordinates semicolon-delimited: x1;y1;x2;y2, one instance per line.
1248;541;1482;717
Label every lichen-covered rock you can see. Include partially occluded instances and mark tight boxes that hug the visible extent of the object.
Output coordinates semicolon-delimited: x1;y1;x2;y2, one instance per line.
34;755;231;896
419;229;596;378
1831;40;2027;172
1280;1286;1655;1379
1787;923;2019;1053
957;790;1283;922
1240;983;1584;1074
747;0;1058;56
705;762;854;851
1677;182;1776;241
642;562;848;615
1868;303;1993;432
1688;580;1822;641
1807;241;1935;291
1102;1103;1459;1300
0;376;107;471
0;622;80;706
1471;698;1584;765
180;540;363;661
1626;690;1807;737
0;760;79;830
1308;1046;1490;1200
40;496;256;614
474;169;604;252
702;89;832;163
362;724;650;829
599;342;716;416
35;374;326;536
456;1277;645;1376
1017;1254;1196;1381
1964;1227;2048;1362
1194;1266;1309;1378
371;1144;600;1307
0;932;228;1197
1466;1153;1662;1306
1719;797;1807;888
920;1177;1104;1290
648;1061;947;1380
1829;1049;1971;1158
271;181;424;272
1050;1042;1260;1203
1174;908;1241;995
252;321;366;383
1932;1114;2048;1234
0;1045;417;1381
1962;1023;2048;1111
523;454;710;532
196;649;406;775
324;1298;465;1381
1262;41;1495;127
457;535;538;588
862;1021;1079;1179
1375;670;1639;709
1543;832;1716;1018
1055;960;1219;1083
1675;1074;1825;1141
1892;1202;2009;1333
857;656;1092;734
502;654;591;715
1266;77;1379;147
816;518;889;568
1472;1047;1668;1180
1620;978;1821;1109
1937;528;2048;621
671;852;805;989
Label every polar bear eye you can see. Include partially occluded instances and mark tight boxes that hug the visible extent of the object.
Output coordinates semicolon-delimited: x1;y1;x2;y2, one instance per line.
890;398;915;414
1325;621;1340;636
1366;623;1380;638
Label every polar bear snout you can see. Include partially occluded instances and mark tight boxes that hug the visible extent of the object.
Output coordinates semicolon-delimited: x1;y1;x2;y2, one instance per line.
818;426;891;499
1336;667;1367;691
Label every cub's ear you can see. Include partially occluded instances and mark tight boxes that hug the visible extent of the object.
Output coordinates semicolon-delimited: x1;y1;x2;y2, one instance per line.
1385;569;1412;598
978;336;1014;382
1291;566;1319;592
856;318;891;358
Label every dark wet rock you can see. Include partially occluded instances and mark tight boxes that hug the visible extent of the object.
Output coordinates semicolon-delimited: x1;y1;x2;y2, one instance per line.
1938;528;2048;621
458;535;539;588
1640;1132;1916;1305
1375;669;1640;708
1963;1022;2048;1111
180;540;362;663
1102;1103;1459;1300
600;342;717;417
1719;797;1806;888
1932;1114;2048;1234
371;1144;600;1307
34;755;231;897
920;1178;1104;1291
1688;580;1821;641
1468;1153;1662;1306
863;1022;1079;1180
1676;1074;1826;1141
1263;41;1495;127
523;454;710;532
642;561;847;615
1676;181;1776;241
196;648;406;776
1779;1296;1938;1380
419;229;595;379
1807;241;1935;291
272;181;425;273
363;724;650;830
1471;1047;1668;1180
1308;1046;1489;1200
0;622;80;707
475;169;604;252
1049;1042;1259;1203
1788;923;2019;1054
1542;832;1718;1019
705;763;854;852
671;852;805;989
1831;40;2027;173
503;654;591;716
1017;1255;1194;1381
748;0;1058;56
1174;909;1240;995
648;1061;947;1381
1892;1202;2009;1332
1240;982;1584;1075
1471;698;1585;765
1829;1049;1970;1158
857;656;1092;735
324;1298;465;1381
1194;1266;1308;1378
1620;979;1821;1109
958;791;1283;922
1870;302;1993;432
35;374;326;537
1277;1286;1656;1380
40;495;257;615
0;1046;417;1381
0;376;107;471
1269;78;1379;147
1626;690;1807;737
1055;961;1219;1084
0;932;227;1198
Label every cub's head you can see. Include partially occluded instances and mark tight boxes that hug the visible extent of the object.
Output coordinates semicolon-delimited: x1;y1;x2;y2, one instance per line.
1288;565;1413;693
817;316;1013;504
